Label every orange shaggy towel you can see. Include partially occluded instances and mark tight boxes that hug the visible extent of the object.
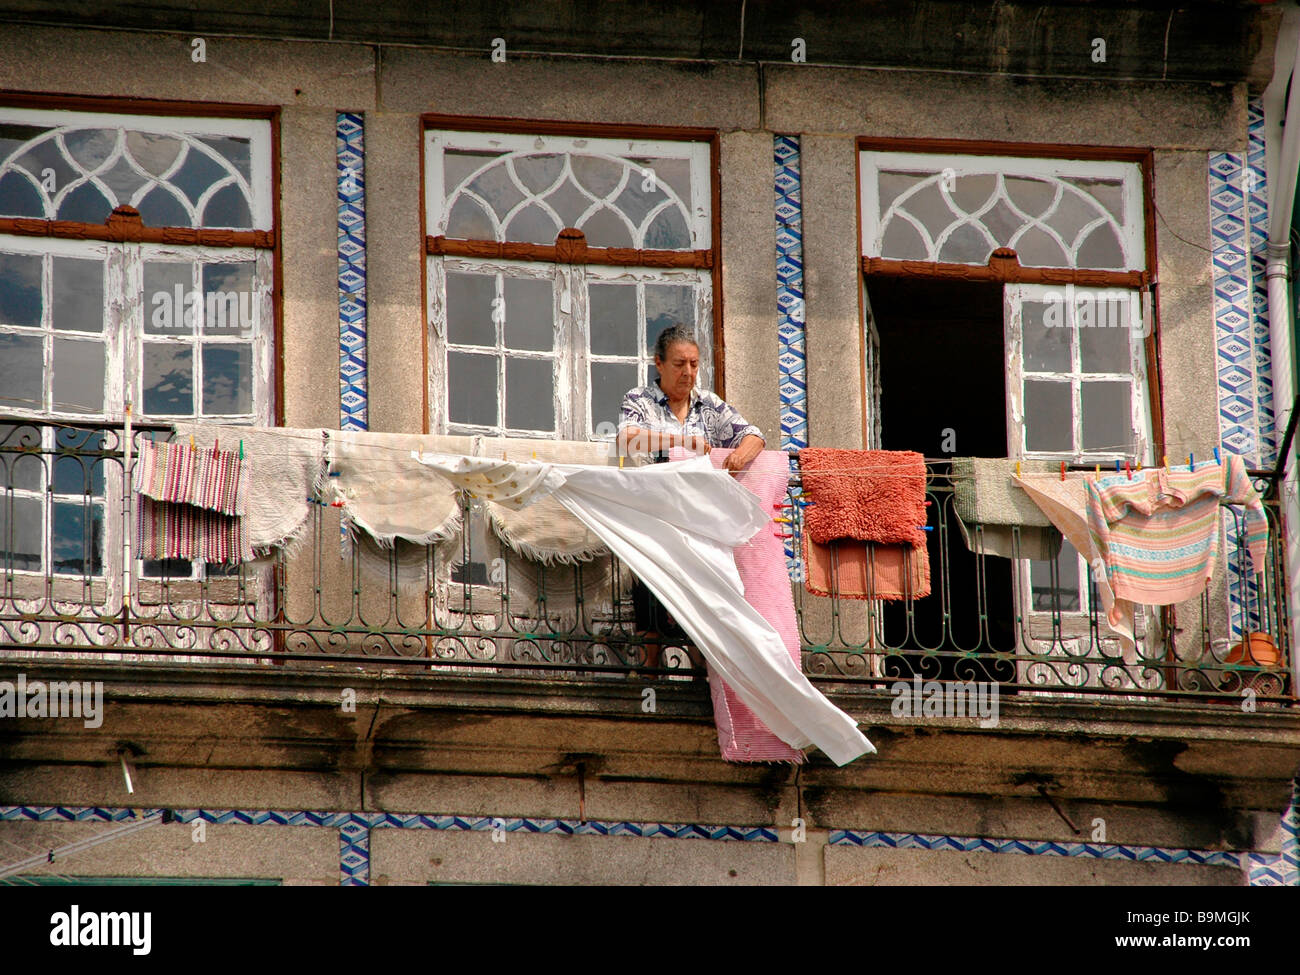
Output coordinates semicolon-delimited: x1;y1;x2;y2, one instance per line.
799;448;927;546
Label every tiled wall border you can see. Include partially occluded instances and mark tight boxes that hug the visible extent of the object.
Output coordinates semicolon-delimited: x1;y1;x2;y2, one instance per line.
775;134;806;574
337;112;368;432
3;804;1291;887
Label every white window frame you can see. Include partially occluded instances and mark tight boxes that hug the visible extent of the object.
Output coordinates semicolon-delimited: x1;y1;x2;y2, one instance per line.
859;150;1146;271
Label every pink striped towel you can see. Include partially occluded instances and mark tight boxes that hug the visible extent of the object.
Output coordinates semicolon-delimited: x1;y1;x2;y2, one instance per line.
673;447;805;763
133;437;252;563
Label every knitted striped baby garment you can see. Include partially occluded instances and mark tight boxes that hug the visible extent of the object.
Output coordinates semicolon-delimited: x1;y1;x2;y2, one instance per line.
1084;456;1267;627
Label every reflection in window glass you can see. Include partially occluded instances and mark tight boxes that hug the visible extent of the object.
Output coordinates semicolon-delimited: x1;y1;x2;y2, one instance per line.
1081;381;1132;453
202;262;255;334
144;261;193;335
53;338;104;413
503;278;553;352
54;430;105;496
1031;539;1081;613
0;495;42;571
1021;299;1070;372
504;358;554;432
0;333;43;409
52;257;103;332
143;343;193;414
202;345;251;415
589;283;637;356
1024;380;1072;452
446;272;496;347
448;352;498;427
51;501;102;576
591;362;637;434
0;252;42;327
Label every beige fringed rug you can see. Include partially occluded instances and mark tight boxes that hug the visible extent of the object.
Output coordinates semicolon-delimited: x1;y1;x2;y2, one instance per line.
171;422;327;556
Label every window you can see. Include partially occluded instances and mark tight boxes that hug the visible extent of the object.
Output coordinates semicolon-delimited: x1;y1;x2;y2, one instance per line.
0;105;275;583
858;147;1153;629
425;125;716;440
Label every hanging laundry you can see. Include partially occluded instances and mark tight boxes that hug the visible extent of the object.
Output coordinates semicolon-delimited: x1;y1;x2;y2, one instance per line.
1085;456;1268;629
798;448;930;600
1013;470;1134;641
133;435;253;563
798;448;927;546
478;437;644;564
950;457;1062;561
802;534;930;601
673;446;805;763
173;422;327;554
411;450;875;767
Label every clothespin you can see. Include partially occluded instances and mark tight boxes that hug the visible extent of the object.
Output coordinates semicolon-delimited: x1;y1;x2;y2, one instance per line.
1214;447;1221;466
1095;463;1100;476
923;500;932;507
1060;461;1066;481
214;438;219;455
1125;460;1131;480
1188;452;1194;471
774;516;793;524
190;434;195;451
1015;461;1021;477
618;455;624;469
1115;459;1121;474
239;440;244;461
1136;461;1142;472
1163;454;1169;473
918;525;934;532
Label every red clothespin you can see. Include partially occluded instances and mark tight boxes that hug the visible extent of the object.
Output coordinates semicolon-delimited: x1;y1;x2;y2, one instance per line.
1060;461;1066;481
1125;460;1131;480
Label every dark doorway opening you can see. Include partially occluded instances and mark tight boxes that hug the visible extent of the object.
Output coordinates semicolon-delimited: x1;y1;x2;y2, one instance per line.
866;275;1016;682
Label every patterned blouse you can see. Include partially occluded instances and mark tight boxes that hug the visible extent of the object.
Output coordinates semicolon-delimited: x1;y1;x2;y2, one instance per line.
618;383;764;449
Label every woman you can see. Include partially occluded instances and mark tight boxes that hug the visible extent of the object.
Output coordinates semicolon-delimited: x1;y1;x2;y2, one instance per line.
616;324;766;664
616;324;765;470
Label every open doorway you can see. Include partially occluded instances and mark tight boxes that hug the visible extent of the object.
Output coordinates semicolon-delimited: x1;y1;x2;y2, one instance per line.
866;275;1016;681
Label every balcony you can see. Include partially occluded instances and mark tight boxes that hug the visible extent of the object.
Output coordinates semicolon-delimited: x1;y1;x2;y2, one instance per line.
0;417;1292;709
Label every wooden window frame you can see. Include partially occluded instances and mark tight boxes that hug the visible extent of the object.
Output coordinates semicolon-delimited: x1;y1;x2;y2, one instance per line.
419;114;724;435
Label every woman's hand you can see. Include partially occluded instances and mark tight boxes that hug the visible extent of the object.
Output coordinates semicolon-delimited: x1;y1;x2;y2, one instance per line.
723;434;764;473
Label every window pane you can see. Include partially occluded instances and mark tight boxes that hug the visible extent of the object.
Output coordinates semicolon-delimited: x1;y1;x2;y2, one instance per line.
1024;380;1072;452
54;429;105;497
52;257;103;332
447;351;498;426
1021;298;1070;372
445;271;496;347
589;282;637;356
646;283;694;353
0;252;42;327
53;338;104;413
592;362;638;434
504;358;554;432
0;332;44;409
202;345;252;415
202;262;255;335
144;261;194;335
1081;381;1132;453
1078;296;1132;372
1031;539;1080;612
142;558;195;579
0;424;42;491
503;277;553;352
0;494;42;571
143;343;193;415
52;501;102;576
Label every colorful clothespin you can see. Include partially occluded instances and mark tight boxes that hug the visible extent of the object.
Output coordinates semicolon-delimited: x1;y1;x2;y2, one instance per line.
1095;463;1100;476
774;516;793;524
238;440;244;461
1125;460;1131;480
1060;461;1066;481
190;434;195;451
918;525;934;532
1189;452;1194;471
1214;447;1221;466
618;455;624;469
1015;461;1021;477
1115;459;1121;474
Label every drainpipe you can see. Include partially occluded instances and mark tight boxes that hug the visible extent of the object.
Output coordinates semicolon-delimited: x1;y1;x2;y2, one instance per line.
1263;5;1300;689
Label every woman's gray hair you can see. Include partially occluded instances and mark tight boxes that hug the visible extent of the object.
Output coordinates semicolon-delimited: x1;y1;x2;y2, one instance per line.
653;324;699;361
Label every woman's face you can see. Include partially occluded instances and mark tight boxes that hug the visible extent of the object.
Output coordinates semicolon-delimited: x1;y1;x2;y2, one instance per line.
656;341;699;400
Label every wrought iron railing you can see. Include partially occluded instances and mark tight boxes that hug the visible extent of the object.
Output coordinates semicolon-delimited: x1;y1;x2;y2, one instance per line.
0;418;1292;705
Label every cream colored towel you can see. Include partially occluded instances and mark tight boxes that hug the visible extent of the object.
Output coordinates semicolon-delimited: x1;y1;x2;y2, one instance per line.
171;422;326;554
327;430;475;547
475;437;645;564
